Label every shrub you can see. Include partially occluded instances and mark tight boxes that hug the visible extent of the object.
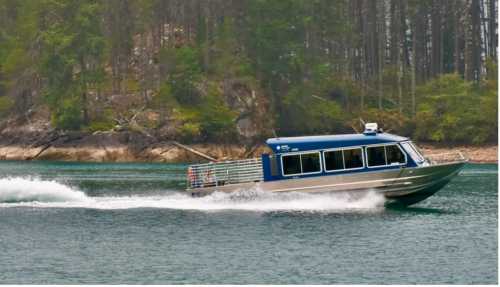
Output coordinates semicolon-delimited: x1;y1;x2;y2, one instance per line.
281;84;347;136
178;122;201;141
51;98;83;130
152;82;177;110
414;73;497;144
198;86;237;141
170;84;237;142
358;108;414;137
0;96;13;118
86;120;115;133
160;46;203;106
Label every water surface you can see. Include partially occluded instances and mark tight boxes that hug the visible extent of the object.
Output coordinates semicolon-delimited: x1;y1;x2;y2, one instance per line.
0;161;496;284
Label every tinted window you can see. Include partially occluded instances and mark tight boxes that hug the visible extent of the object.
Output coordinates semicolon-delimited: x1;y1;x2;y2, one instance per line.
386;145;405;164
344;148;364;169
367;146;386;166
282;154;301;175
324;150;344;171
301;153;321;173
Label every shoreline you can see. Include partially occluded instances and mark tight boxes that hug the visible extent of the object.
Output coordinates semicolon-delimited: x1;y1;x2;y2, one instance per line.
0;142;496;164
418;144;497;164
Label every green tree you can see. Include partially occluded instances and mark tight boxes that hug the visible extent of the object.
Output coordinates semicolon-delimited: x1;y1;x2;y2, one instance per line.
199;85;237;141
160;46;202;106
415;73;497;144
39;0;106;130
0;1;40;115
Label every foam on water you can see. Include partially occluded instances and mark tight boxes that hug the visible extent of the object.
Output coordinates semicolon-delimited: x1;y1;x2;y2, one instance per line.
0;177;89;203
0;177;385;212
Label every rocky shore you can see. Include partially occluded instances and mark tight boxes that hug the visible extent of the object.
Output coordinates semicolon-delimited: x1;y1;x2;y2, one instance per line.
0;130;270;163
0;142;272;163
419;144;497;164
0;130;496;163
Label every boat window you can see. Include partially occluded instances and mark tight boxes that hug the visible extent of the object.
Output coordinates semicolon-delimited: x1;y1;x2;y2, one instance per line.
409;142;425;159
282;152;322;176
324;150;344;171
386;145;405;164
367;146;386;166
344;148;364;169
401;142;425;162
282;154;301;175
324;147;364;172
301;153;321;173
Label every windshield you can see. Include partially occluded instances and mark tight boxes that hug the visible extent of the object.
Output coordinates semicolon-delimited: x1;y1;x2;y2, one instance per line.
400;141;425;163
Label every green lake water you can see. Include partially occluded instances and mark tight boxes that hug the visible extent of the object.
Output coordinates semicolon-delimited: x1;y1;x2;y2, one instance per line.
0;161;497;284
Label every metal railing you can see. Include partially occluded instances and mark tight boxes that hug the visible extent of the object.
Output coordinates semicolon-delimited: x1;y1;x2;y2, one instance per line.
424;151;468;165
187;158;263;189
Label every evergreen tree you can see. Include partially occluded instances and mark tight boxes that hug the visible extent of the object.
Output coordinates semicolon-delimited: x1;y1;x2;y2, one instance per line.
0;0;496;144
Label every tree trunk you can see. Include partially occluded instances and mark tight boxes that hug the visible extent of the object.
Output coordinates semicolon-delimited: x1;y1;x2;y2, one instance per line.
489;0;497;59
465;0;482;82
431;0;442;77
411;15;417;117
454;2;462;74
377;0;385;110
82;91;89;125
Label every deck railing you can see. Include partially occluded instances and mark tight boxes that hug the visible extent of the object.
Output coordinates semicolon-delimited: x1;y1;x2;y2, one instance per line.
425;151;467;165
187;158;263;189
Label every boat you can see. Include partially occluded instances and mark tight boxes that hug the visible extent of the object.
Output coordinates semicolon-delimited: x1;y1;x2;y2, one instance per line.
185;123;468;206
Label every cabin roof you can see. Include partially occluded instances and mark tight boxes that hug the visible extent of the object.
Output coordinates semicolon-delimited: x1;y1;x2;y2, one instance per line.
266;133;408;153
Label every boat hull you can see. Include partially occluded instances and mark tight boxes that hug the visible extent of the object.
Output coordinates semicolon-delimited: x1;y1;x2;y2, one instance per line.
187;161;466;206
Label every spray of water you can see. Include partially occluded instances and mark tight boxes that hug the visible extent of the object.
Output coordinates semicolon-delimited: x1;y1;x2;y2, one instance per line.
0;177;385;212
0;177;89;203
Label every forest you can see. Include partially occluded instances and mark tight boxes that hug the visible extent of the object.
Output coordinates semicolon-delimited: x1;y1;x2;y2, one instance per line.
0;0;497;145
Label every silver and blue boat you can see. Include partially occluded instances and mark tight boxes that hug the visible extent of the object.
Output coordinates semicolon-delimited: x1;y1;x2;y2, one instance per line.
186;123;468;206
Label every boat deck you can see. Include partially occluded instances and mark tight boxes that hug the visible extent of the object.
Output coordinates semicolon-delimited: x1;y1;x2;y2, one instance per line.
187;158;263;189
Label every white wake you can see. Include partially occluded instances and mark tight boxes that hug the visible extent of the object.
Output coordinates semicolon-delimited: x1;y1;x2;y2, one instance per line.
0;177;89;203
0;177;385;212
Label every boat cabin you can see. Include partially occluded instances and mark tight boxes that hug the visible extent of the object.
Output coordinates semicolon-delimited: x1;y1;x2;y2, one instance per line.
187;123;427;189
263;128;425;182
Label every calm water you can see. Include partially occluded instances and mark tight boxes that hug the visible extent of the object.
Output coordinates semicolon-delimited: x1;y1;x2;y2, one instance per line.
0;161;496;284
